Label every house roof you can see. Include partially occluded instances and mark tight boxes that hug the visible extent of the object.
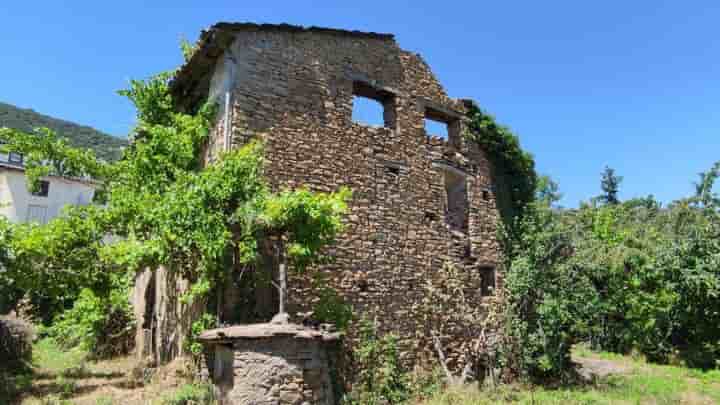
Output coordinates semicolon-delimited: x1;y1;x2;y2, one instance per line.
169;22;395;110
0;162;98;186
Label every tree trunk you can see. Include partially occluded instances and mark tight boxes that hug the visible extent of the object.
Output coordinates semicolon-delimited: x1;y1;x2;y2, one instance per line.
271;238;289;324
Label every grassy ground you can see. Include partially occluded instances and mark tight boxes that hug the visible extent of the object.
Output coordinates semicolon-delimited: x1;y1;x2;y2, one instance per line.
2;338;213;405
4;340;719;404
420;346;720;405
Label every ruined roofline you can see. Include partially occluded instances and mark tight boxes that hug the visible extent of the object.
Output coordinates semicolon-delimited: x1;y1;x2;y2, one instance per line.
212;22;395;41
170;22;396;108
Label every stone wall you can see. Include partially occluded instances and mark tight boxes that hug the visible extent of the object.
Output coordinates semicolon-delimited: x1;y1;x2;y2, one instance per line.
200;324;341;405
172;23;504;367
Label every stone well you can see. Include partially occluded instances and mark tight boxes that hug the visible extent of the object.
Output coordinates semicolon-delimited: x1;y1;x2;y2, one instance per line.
199;323;342;405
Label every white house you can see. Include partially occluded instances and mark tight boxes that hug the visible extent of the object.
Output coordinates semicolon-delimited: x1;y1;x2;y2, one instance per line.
0;151;95;224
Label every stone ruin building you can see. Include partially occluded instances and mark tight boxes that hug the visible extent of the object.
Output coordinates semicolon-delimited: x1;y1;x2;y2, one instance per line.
132;22;504;403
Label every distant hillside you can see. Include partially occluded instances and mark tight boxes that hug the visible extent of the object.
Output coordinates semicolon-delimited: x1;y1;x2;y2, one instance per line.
0;102;128;161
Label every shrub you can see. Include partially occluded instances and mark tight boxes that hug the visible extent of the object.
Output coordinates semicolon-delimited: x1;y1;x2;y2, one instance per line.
312;274;354;332
162;383;216;405
501;204;596;382
55;375;77;399
43;283;134;358
343;319;411;405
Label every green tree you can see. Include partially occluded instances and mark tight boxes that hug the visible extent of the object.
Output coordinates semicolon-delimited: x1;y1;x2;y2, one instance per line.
599;166;623;205
536;174;563;208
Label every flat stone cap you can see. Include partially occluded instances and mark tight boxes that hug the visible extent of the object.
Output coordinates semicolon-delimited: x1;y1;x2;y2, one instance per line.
198;322;341;344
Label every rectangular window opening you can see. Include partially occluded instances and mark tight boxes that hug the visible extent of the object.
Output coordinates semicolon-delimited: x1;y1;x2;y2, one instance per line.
424;106;461;148
32;180;50;197
351;81;396;128
8;152;23;164
424;118;449;139
443;167;469;232
480;266;496;296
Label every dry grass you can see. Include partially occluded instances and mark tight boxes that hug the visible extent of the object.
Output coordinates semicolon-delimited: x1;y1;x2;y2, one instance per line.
9;338;207;405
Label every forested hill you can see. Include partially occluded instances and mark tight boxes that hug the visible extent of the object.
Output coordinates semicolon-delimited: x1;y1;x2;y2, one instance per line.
0;101;127;161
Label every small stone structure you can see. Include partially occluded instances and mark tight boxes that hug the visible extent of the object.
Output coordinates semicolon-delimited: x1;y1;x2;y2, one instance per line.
199;323;341;405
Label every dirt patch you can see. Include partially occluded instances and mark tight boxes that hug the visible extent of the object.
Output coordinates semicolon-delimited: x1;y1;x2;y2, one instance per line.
574;356;633;380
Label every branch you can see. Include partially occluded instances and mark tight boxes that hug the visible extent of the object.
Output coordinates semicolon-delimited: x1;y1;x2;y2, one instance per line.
432;332;455;384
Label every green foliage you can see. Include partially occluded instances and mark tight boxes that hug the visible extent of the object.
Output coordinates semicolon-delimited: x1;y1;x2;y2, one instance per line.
260;187;351;269
43;277;134;357
500;160;720;380
0;59;349;358
180;37;197;62
0;101;127;162
693;161;720;209
0;127;108;193
464;100;537;227
4;206;114;322
501;203;595;382
54;375;77;399
535;175;562;208
599;166;623;205
311;274;354;331
162;383;216;405
343;319;411;405
185;313;217;358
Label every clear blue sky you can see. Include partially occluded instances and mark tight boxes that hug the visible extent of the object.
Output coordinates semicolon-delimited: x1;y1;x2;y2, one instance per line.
2;1;719;207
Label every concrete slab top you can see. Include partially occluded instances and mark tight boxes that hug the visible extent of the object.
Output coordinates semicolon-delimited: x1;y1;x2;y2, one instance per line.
198;322;341;343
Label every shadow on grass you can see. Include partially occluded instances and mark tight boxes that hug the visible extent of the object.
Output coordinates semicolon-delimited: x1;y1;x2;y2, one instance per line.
0;364;127;404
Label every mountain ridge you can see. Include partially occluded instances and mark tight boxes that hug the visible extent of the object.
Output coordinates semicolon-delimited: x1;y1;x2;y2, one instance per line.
0;101;128;161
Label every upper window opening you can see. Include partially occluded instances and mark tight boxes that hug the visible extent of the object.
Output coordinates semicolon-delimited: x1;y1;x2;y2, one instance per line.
424;105;461;148
352;96;385;127
424;119;448;139
352;81;396;128
32;180;50;197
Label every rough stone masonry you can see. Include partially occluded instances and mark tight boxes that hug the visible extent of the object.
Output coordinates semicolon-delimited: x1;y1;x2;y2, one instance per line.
134;22;504;368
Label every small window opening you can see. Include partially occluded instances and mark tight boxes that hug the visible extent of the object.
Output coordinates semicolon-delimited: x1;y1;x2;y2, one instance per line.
424;106;461;148
8;152;23;164
423;211;438;223
385;165;400;176
32;180;50;197
352;81;396;128
480;266;496;296
482;189;490;201
443;167;469;232
424;118;449;139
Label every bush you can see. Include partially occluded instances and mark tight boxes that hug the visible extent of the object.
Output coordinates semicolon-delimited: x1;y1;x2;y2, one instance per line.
162;383;216;405
501;204;596;382
343;319;411;405
43;285;134;358
312;274;354;332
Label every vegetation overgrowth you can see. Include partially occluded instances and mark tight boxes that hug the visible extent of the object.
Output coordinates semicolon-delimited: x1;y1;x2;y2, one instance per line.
0;55;349;359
